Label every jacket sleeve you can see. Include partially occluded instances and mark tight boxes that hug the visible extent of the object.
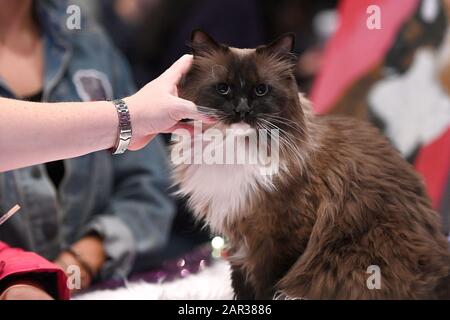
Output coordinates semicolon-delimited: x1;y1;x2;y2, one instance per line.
0;241;70;299
82;38;176;280
85;138;176;280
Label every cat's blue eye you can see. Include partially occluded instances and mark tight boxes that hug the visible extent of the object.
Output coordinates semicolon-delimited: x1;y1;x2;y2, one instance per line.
216;83;231;95
254;84;269;97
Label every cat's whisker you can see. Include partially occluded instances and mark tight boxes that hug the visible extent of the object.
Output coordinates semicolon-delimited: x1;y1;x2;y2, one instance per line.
256;121;302;163
258;118;306;145
262;113;297;123
257;119;306;170
257;122;298;151
260;114;307;138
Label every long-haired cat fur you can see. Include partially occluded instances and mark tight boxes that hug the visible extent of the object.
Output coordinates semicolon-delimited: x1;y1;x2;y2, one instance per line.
172;30;450;299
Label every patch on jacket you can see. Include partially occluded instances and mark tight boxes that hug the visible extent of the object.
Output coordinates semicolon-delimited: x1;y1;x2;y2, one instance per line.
73;69;113;101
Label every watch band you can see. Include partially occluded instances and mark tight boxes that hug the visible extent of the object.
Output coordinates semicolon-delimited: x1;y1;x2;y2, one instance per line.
63;248;96;280
111;99;132;155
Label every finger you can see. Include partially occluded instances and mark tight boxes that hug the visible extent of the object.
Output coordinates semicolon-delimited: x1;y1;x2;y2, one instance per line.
128;134;156;151
163;123;196;136
175;102;217;123
162;54;194;84
195;106;218;123
173;98;217;121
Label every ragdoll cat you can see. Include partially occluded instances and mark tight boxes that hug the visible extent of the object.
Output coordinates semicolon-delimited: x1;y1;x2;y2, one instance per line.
172;30;450;299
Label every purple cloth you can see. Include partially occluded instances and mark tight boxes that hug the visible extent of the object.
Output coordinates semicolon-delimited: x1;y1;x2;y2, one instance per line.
78;245;213;293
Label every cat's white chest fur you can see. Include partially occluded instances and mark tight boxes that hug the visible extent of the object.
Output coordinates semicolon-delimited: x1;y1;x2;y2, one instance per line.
172;126;278;234
177;163;270;233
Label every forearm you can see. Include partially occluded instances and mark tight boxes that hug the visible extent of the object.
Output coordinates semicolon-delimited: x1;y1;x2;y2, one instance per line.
0;97;118;172
0;55;210;172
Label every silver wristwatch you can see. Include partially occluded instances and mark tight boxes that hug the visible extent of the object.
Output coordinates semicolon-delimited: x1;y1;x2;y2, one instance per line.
111;99;132;155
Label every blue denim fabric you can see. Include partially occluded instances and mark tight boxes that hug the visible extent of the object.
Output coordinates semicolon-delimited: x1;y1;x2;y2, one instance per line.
0;0;175;280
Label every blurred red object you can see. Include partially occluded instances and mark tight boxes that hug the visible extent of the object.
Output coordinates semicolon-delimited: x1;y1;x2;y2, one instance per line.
311;0;419;114
310;0;450;212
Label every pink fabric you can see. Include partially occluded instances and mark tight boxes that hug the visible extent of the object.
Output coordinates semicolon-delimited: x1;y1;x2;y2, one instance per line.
0;241;70;300
311;0;419;114
309;0;450;211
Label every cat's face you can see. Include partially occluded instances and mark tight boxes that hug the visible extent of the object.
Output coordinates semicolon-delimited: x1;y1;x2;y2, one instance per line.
179;30;303;131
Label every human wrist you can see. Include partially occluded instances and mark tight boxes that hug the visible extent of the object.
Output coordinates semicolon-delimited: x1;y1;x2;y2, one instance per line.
122;95;138;125
89;100;120;151
71;235;106;275
122;94;155;150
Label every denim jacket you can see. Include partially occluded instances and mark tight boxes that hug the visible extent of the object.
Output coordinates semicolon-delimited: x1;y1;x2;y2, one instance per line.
0;0;175;280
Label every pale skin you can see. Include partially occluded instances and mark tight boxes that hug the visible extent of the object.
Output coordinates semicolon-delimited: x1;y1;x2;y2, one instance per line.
0;0;210;298
0;56;211;172
0;281;53;300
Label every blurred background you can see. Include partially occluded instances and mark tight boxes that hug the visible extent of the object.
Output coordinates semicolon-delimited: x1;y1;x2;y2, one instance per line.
72;0;449;292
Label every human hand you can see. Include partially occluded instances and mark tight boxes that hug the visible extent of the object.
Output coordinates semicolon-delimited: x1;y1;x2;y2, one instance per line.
54;235;106;291
0;281;53;300
124;54;214;150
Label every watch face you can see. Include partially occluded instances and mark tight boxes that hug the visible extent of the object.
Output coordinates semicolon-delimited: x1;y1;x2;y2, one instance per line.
73;69;113;102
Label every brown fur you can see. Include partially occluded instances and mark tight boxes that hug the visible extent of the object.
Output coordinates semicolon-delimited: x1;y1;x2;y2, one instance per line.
228;112;450;299
175;31;450;299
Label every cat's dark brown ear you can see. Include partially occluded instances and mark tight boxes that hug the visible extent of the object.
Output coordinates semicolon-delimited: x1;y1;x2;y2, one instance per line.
189;29;223;55
256;33;295;56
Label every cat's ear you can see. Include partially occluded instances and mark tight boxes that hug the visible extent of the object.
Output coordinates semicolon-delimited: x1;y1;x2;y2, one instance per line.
257;33;295;56
191;29;220;48
189;29;223;55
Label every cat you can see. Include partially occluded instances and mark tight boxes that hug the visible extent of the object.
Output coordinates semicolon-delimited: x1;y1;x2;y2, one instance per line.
172;30;450;299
